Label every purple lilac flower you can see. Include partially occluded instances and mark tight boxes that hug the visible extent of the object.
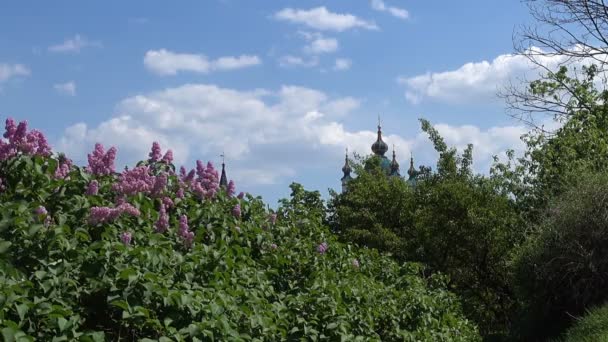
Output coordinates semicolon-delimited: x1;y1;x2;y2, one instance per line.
232;204;241;219
0;119;52;160
151;174;167;196
270;243;277;250
237;192;245;199
178;215;194;248
191;161;220;200
161;149;173;164
54;161;71;179
120;231;132;246
88;203;140;225
179;166;187;179
176;186;185;199
155;204;169;233
352;259;360;268
86;180;99;195
162;196;174;209
227;180;236;197
35;206;48;216
112;166;155;195
317;242;328;254
86;143;117;176
149;142;162;162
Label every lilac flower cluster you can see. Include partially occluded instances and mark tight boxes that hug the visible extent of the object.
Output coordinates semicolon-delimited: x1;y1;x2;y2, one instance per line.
88;203;140;225
86;180;99;195
317;242;328;254
352;259;360;268
178;215;194;248
270;243;278;250
54;158;72;179
112;166;155;195
120;231;132;246
86;143;117;176
232;204;241;218
237;192;245;199
155;204;169;233
191;161;220;200
148;141;173;164
227;180;236;197
0;118;52;160
35;206;52;227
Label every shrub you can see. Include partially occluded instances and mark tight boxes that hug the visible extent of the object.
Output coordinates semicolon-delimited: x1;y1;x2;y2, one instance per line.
560;304;608;342
0;118;479;341
513;171;608;340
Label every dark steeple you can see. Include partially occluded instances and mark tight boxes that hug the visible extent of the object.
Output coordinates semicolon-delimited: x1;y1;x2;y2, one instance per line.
371;116;388;156
341;148;353;192
219;152;228;188
390;146;400;177
407;153;418;182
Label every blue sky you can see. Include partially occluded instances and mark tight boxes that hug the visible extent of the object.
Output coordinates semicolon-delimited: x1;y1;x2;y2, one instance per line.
0;1;542;204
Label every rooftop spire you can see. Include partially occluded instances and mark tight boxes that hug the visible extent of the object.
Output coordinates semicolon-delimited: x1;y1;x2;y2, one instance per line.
390;145;400;176
219;152;228;188
371;116;388;156
407;152;417;179
341;148;353;192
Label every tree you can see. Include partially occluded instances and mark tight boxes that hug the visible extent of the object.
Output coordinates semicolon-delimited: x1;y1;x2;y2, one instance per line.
504;0;608;127
328;119;524;338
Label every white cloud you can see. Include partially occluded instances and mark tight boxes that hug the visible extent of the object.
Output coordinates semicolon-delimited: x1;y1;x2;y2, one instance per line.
397;46;607;104
333;58;352;71
275;7;378;31
0;63;30;83
278;55;319;68
53;81;76;96
304;37;339;54
48;34;102;53
371;0;409;19
144;49;261;75
56;82;526;193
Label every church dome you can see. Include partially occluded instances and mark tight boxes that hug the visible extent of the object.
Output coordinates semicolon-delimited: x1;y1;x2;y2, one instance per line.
371;125;388;156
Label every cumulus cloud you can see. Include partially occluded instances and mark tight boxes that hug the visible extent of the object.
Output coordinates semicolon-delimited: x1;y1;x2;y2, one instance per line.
144;49;261;75
48;34;102;53
275;7;378;32
370;0;409;19
56;81;527;196
0;63;30;83
53;81;76;96
304;36;339;54
397;46;607;104
278;55;319;68
333;58;352;71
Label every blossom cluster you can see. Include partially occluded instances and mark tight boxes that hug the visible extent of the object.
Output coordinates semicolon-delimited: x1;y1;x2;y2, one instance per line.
112;166;167;197
54;155;73;179
88;203;141;225
178;215;194;248
86;180;99;195
192;161;220;200
232;204;241;218
0;118;52;161
317;242;328;254
86;143;117;176
148;141;173;164
155;204;169;233
121;231;132;246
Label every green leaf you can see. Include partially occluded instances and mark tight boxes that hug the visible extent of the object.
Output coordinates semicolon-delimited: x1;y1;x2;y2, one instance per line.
0;240;11;254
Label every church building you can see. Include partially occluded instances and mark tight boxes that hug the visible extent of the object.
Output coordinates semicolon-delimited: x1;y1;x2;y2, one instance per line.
341;123;419;192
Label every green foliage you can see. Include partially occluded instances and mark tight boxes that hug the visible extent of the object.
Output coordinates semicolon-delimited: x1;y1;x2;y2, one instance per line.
559;305;608;342
513;171;608;341
328;119;523;338
0;153;479;340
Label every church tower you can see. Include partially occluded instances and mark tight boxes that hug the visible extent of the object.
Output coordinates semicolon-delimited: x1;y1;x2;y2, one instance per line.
341;149;353;193
219;153;228;188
